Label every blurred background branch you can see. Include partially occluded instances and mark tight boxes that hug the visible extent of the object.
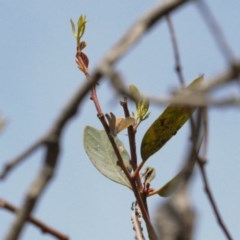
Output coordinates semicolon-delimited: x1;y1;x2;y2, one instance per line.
1;0;239;239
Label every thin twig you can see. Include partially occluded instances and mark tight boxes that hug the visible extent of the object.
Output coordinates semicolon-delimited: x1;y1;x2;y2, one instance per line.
4;67;99;238
166;14;185;86
102;0;191;65
100;83;156;238
133;184;158;240
5;139;60;240
2;0;237;239
2;0;230;181
0;138;44;179
98;113;132;182
166;9;233;238
4;62;103;240
94;65;158;238
84;70;102;114
16;1;194;149
184;109;203;184
197;158;233;240
121;96;154;237
120;99;138;170
202;107;208;161
0;198;69;240
98;97;157;239
105;59;240;108
120;99;143;191
149;94;240;108
196;0;235;64
192;109;233;239
155;110;202;240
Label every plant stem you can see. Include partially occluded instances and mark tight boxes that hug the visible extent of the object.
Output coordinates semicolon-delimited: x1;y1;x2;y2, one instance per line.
130;180;157;240
98;114;133;182
78;47;157;240
120;99;143;188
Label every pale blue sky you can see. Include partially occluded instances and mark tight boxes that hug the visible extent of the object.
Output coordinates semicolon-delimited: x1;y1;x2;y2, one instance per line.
1;1;240;239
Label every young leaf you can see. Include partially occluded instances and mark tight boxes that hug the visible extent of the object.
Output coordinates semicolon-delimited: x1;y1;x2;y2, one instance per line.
129;85;141;106
77;15;87;42
141;76;203;161
141;167;156;186
70;19;77;38
70;15;87;44
106;112;135;136
129;84;150;122
83;126;132;188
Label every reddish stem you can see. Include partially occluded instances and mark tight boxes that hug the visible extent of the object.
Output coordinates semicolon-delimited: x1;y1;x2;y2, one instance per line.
77;47;157;240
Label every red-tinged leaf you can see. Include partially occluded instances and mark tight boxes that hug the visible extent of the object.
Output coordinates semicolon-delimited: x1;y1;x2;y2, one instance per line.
80;52;89;68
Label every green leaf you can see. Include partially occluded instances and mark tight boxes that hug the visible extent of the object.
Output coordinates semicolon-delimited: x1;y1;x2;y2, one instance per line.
70;15;87;44
83;126;132;188
138;100;150;120
70;19;76;38
129;84;150;121
129;85;141;107
150;170;184;197
141;76;203;161
77;15;87;42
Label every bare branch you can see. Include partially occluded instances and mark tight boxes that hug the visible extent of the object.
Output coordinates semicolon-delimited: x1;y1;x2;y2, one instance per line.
5;139;60;240
193;109;233;239
196;0;235;64
2;0;238;239
167;15;234;235
102;0;192;65
166;14;185;86
155;109;204;240
0;138;44;179
149;93;240;108
197;157;233;240
1;0;193;181
199;60;240;91
0;198;69;240
105;59;240;108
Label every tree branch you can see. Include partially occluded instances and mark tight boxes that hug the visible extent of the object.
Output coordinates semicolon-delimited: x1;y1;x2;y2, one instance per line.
0;198;68;240
166;14;185;86
1;0;191;180
2;0;237;239
196;0;235;64
5;139;60;240
0;138;44;179
102;0;191;65
197;158;233;240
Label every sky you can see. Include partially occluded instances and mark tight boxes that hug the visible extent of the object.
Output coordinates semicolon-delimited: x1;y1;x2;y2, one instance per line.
1;1;240;239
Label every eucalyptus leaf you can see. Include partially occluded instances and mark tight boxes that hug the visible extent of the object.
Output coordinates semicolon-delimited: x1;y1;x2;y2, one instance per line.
141;76;203;161
83;126;132;188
